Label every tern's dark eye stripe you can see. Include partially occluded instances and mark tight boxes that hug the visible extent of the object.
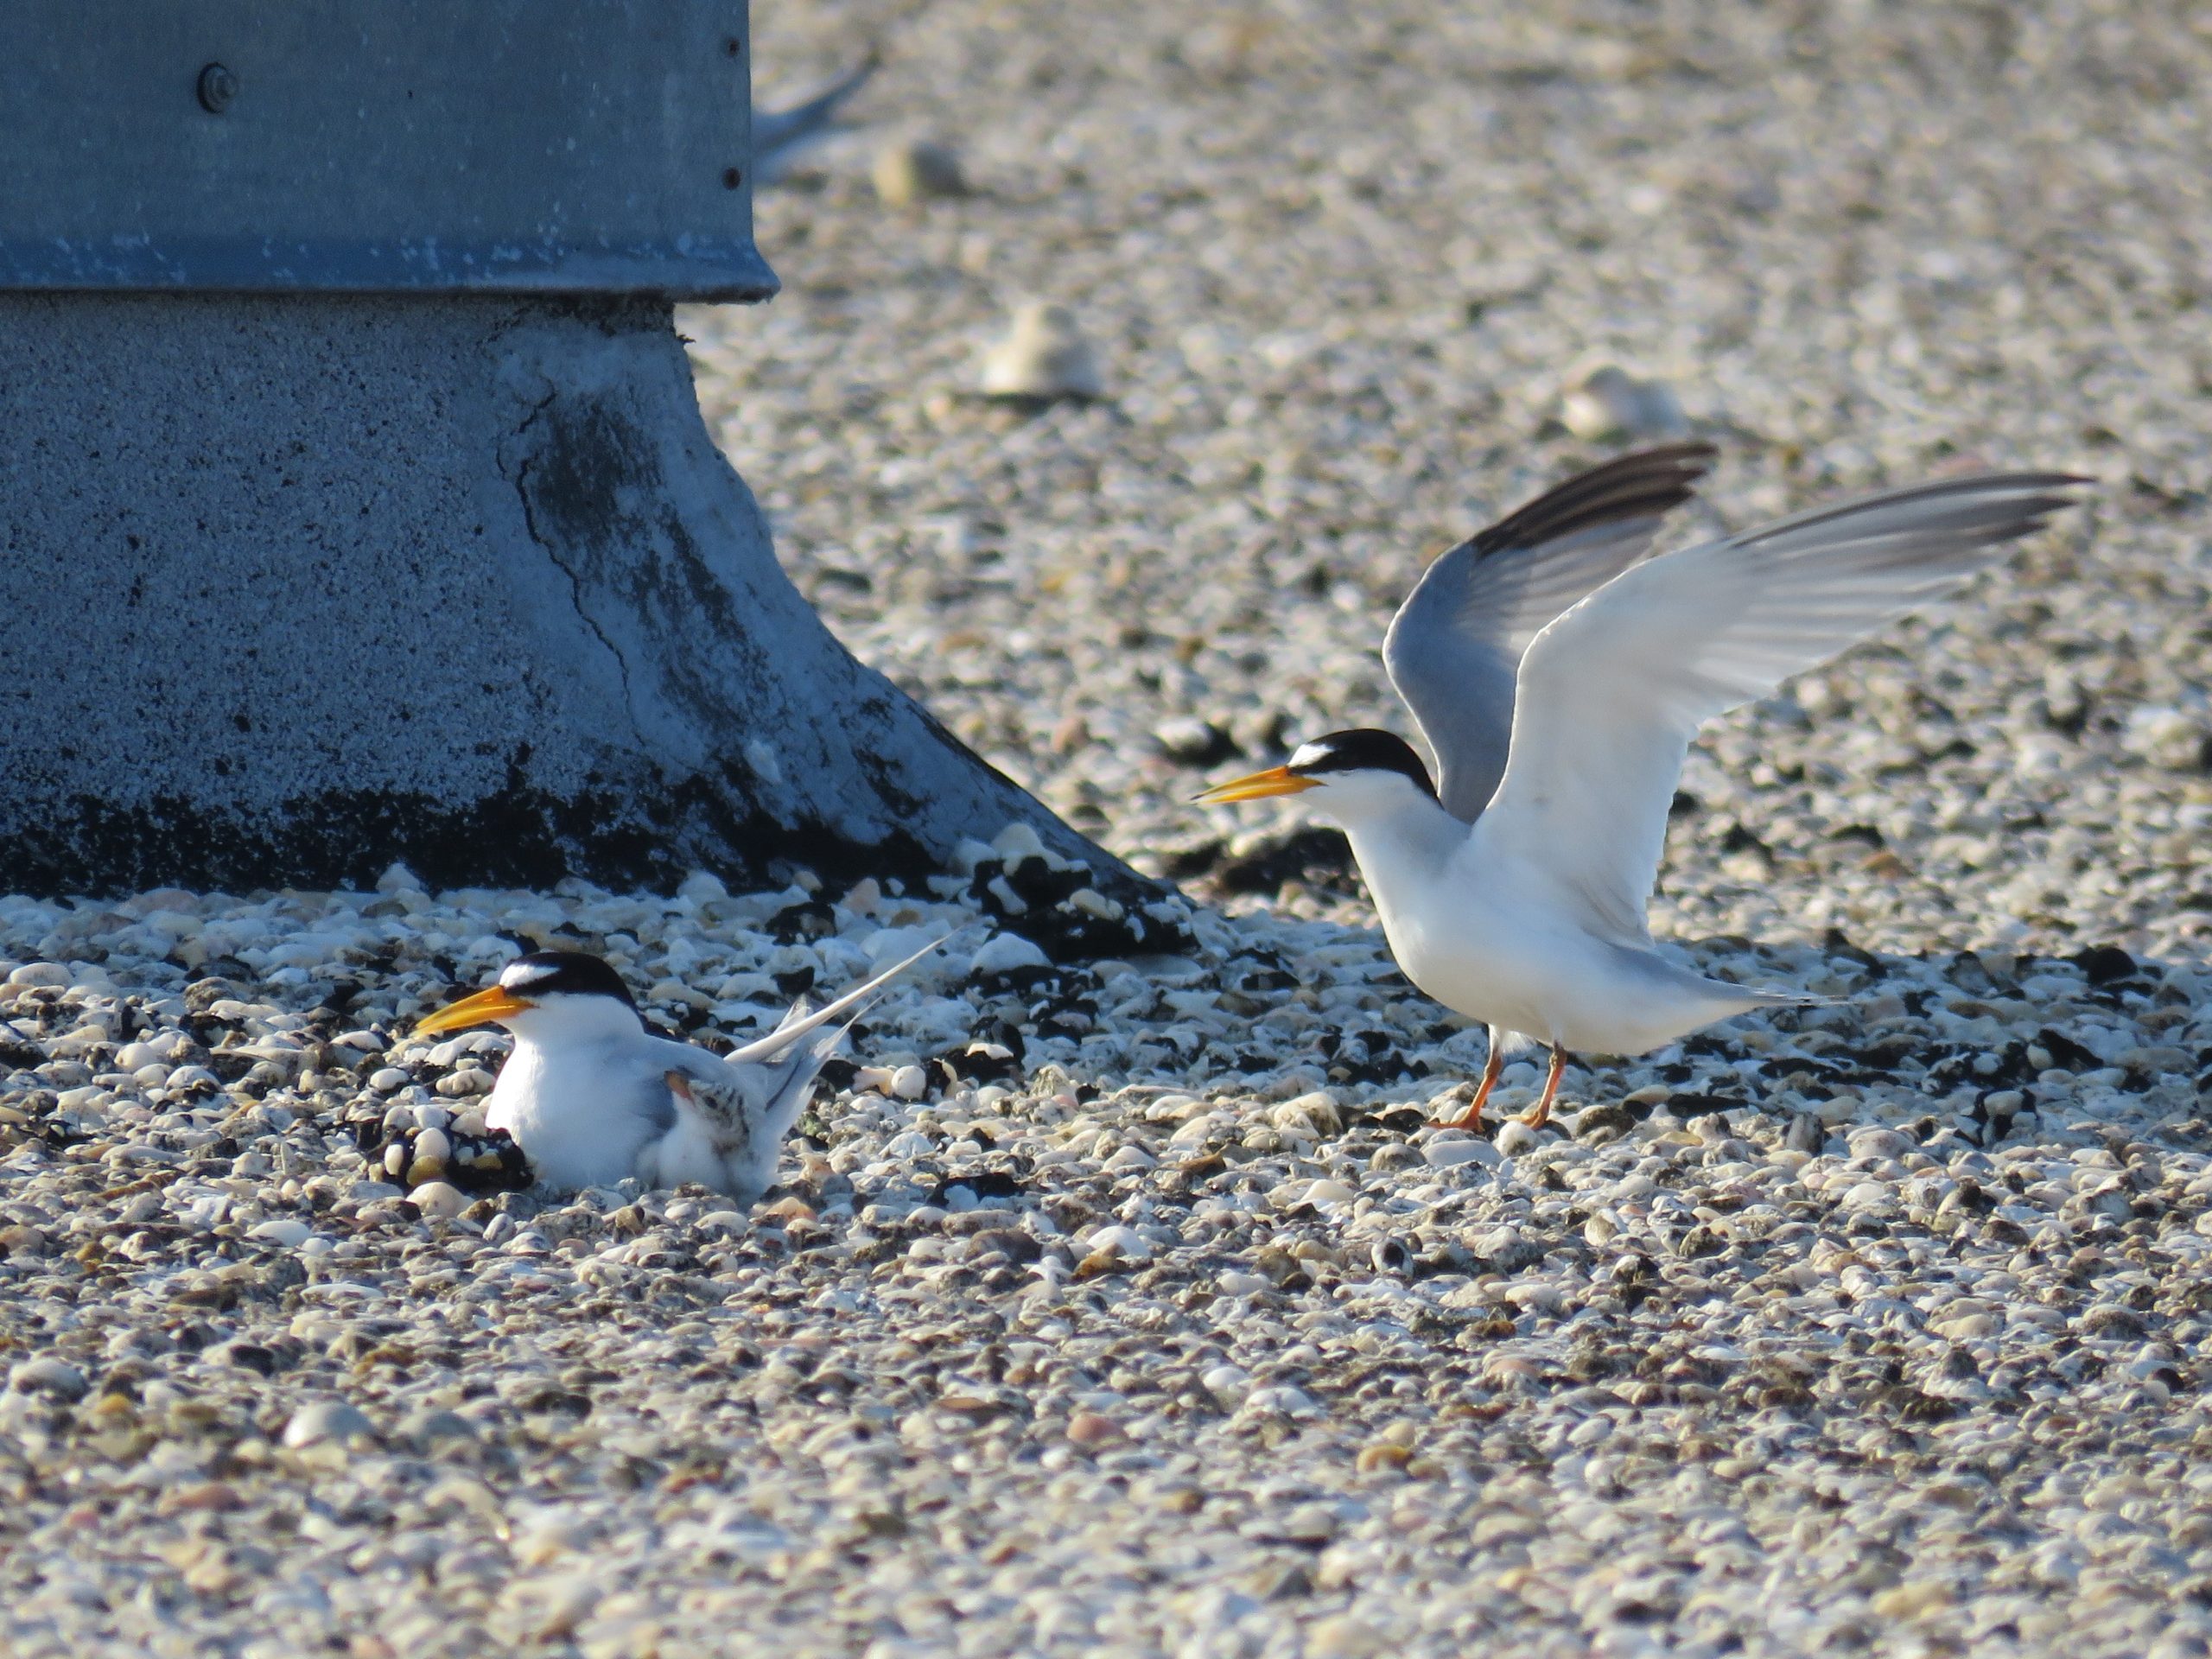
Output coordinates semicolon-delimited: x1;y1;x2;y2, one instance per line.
1287;728;1438;798
499;950;639;1007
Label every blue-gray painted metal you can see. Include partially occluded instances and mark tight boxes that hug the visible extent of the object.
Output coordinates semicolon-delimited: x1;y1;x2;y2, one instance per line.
0;1;779;299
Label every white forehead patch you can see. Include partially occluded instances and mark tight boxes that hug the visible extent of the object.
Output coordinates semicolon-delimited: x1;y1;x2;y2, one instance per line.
1288;741;1332;771
499;959;561;992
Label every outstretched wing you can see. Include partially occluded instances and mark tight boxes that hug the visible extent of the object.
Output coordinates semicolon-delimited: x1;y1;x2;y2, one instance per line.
753;54;880;183
658;935;947;1187
1471;470;2090;945
1384;444;1718;822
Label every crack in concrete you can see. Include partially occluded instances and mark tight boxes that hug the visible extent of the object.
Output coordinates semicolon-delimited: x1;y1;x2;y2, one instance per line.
509;388;641;722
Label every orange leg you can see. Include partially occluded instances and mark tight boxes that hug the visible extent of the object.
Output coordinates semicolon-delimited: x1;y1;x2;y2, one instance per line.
1518;1046;1569;1128
1431;1041;1505;1130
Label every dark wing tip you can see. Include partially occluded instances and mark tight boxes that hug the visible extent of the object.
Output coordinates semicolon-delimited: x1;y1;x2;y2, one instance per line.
1468;442;1719;563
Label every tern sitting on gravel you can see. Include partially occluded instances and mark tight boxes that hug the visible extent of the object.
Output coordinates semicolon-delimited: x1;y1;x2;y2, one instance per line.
414;941;939;1198
1198;444;2088;1132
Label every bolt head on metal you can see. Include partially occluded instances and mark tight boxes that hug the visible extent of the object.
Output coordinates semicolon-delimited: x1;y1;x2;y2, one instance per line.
197;62;238;114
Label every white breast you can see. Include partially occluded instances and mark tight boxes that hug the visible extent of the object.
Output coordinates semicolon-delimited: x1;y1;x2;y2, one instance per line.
485;1037;665;1192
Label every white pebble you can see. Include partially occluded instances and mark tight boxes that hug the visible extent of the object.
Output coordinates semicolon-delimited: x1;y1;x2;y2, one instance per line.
1560;364;1685;440
1493;1120;1540;1157
982;304;1103;401
9;1357;87;1400
409;1181;468;1219
990;822;1050;865
1084;1224;1152;1262
248;1218;312;1248
970;933;1050;976
890;1065;929;1101
1423;1137;1499;1170
282;1401;374;1449
873;135;966;206
1202;1363;1252;1400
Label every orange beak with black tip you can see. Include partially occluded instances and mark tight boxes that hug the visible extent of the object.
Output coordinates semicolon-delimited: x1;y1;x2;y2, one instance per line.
414;984;537;1036
1192;765;1320;805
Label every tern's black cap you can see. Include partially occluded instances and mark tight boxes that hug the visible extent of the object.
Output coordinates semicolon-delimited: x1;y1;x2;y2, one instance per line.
1288;729;1437;798
498;950;639;1007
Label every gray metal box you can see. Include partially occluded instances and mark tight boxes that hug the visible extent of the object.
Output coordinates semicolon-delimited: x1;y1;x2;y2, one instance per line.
0;0;777;299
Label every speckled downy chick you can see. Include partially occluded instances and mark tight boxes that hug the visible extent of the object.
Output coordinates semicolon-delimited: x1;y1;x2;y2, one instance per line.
414;940;940;1199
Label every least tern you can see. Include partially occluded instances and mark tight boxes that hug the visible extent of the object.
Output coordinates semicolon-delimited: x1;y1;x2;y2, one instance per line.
415;940;939;1198
1198;444;2087;1130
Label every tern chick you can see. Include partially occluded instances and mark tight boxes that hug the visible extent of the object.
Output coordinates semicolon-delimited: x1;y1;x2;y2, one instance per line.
414;940;939;1199
1199;445;2088;1132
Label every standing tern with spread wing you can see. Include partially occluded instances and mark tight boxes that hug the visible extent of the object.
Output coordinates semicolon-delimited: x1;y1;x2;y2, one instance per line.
1198;444;2088;1131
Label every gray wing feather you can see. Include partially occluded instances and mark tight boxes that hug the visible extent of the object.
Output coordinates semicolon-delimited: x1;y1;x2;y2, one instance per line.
1385;443;1718;822
1474;469;2089;946
753;54;879;182
657;938;943;1198
629;1066;681;1138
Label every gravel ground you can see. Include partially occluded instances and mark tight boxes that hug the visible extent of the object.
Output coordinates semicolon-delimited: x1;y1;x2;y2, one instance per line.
10;2;2212;1655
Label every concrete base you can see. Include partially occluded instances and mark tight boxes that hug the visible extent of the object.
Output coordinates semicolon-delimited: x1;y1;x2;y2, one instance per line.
0;294;1132;897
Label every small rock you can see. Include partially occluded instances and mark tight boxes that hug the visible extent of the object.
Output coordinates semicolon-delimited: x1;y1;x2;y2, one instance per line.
2120;706;2209;771
1356;1441;1414;1474
247;1217;312;1248
1276;1501;1338;1542
1871;1581;1955;1619
9;1357;87;1401
873;135;966;205
1573;1103;1637;1141
981;302;1103;401
1084;1224;1151;1262
1847;1127;1914;1161
1423;1137;1498;1170
403;1407;479;1447
1493;1119;1540;1157
282;1401;375;1449
1274;1091;1344;1135
161;1481;245;1515
1784;1113;1826;1154
890;1065;929;1101
410;1180;469;1219
1560;364;1686;440
1153;716;1238;767
1307;1616;1387;1659
369;1066;410;1093
970;933;1050;976
1202;1363;1252;1400
1066;1410;1118;1446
